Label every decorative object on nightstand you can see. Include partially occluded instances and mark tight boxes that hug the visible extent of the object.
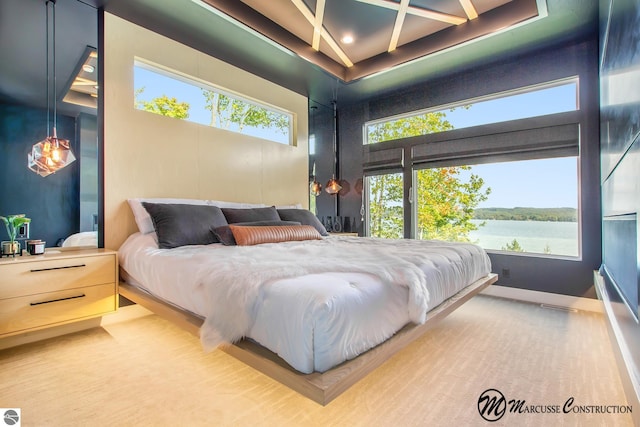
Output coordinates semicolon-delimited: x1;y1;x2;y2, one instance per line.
0;248;118;338
1;214;31;257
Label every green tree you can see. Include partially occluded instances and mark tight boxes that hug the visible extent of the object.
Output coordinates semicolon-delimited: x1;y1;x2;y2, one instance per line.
135;87;190;119
416;166;490;241
502;239;525;252
368;173;403;239
367;109;490;241
202;90;288;134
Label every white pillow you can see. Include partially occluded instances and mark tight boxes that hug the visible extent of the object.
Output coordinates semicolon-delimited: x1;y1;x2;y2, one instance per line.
127;198;209;234
275;203;303;209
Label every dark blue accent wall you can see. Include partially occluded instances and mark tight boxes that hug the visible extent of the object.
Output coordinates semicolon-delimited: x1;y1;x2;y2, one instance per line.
599;0;640;416
0;102;79;247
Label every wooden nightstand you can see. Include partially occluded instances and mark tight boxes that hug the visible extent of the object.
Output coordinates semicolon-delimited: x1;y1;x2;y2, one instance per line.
0;248;118;338
328;232;359;237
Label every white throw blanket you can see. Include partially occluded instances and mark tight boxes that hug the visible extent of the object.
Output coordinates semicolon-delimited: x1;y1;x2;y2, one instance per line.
198;237;482;350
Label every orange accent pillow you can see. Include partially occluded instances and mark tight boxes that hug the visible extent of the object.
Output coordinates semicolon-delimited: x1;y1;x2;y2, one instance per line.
230;224;322;246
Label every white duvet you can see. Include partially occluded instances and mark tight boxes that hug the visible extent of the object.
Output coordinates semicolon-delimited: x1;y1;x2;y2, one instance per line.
119;233;491;373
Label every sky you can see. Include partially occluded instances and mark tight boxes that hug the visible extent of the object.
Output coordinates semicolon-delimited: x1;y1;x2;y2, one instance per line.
445;83;578;209
136;64;579;209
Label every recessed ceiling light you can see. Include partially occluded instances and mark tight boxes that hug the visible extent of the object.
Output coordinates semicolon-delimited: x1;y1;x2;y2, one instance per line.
341;35;354;44
82;64;95;73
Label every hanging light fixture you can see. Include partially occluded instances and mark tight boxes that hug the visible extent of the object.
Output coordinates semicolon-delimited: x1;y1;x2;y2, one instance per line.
310;162;322;196
28;0;76;177
325;100;342;195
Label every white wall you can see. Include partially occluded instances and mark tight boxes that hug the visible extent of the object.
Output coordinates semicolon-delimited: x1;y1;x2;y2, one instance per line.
103;13;308;250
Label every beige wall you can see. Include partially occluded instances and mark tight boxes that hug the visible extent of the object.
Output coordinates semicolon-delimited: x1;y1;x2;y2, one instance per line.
103;13;308;250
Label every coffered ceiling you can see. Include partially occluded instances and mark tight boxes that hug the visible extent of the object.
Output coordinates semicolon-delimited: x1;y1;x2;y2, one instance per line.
203;0;541;81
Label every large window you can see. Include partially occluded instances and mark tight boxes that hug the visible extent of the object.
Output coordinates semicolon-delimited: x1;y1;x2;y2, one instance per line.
363;78;581;258
415;159;579;257
365;80;577;145
133;60;293;145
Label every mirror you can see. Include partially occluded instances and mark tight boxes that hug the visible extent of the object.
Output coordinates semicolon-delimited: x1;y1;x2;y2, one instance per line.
0;0;100;250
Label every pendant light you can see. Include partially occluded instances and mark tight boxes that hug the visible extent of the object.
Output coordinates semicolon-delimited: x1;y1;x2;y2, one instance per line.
310;162;322;196
28;0;76;177
325;100;342;195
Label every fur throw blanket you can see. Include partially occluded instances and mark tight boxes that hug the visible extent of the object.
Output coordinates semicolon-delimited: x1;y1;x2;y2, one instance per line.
198;236;484;350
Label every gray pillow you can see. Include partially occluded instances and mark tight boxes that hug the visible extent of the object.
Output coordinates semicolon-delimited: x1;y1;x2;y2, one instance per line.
213;220;302;245
221;206;281;224
277;209;328;236
142;203;228;249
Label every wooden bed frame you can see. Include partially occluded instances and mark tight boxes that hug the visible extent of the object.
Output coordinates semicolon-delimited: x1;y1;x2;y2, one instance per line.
119;273;497;405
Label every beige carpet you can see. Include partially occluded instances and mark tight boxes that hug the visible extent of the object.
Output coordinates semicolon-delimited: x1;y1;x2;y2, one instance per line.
0;295;634;427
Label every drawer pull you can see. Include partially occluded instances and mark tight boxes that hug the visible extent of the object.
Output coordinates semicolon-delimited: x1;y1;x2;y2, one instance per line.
30;263;86;273
30;294;86;306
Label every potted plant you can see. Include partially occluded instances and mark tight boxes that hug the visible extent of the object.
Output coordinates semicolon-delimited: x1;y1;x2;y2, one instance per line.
1;214;31;257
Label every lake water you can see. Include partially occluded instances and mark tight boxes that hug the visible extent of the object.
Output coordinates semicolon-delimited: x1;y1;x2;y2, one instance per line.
468;219;579;257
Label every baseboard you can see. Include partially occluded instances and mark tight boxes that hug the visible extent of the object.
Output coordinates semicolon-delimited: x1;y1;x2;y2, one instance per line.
481;285;603;313
594;271;640;426
0;305;153;351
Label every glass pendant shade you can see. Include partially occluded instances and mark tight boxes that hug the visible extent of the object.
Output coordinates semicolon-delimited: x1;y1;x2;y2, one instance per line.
310;179;322;196
28;128;76;177
325;177;342;195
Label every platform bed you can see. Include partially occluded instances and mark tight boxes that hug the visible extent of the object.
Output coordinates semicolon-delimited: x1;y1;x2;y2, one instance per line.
119;273;497;405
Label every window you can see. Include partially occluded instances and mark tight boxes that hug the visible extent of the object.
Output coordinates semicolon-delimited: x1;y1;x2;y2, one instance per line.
133;60;293;145
365;80;578;144
366;173;404;239
415;158;579;257
363;78;581;258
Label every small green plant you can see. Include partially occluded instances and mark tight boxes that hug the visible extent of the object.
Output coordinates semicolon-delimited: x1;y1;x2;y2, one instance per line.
1;214;31;243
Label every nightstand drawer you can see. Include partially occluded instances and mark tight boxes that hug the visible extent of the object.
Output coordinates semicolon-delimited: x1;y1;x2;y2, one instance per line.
0;254;115;299
0;283;117;336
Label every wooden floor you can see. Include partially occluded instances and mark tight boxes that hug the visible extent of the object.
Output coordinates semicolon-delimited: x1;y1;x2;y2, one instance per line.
0;294;633;426
119;273;497;405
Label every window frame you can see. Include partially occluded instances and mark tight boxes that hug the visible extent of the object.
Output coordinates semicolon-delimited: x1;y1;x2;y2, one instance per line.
134;58;294;146
361;77;583;260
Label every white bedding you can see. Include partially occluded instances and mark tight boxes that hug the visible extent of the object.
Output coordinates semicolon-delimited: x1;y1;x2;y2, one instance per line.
119;232;491;373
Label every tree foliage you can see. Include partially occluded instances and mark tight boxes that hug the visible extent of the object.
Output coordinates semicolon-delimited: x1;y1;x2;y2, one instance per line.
415;166;490;241
474;207;577;222
135;87;190;119
367;109;490;242
202;90;288;134
502;238;525;252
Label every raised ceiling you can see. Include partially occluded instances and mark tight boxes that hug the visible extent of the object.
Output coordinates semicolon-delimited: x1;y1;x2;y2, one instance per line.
0;0;598;114
204;0;541;81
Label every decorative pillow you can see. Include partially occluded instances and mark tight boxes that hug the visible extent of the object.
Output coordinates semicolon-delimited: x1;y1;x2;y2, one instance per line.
276;209;328;236
128;198;209;234
230;224;322;246
142;203;228;249
213;220;301;246
221;206;281;224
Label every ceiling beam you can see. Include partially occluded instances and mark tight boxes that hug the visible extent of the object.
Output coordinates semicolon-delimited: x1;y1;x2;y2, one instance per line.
355;0;466;25
388;0;410;52
459;0;479;20
290;0;353;67
312;0;326;50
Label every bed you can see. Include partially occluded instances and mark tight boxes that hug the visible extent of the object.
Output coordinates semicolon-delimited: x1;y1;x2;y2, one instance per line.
117;199;496;404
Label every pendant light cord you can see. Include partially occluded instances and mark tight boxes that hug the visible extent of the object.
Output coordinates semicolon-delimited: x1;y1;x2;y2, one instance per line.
45;0;50;136
52;0;57;134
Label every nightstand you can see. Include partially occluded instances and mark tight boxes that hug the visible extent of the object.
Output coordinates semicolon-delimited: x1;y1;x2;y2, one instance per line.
328;232;359;237
0;248;118;338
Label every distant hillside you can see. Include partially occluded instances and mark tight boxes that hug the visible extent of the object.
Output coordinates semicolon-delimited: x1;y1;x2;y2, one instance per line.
473;207;577;222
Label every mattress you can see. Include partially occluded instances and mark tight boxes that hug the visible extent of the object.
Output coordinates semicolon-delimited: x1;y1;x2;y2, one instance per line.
119;232;491;373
